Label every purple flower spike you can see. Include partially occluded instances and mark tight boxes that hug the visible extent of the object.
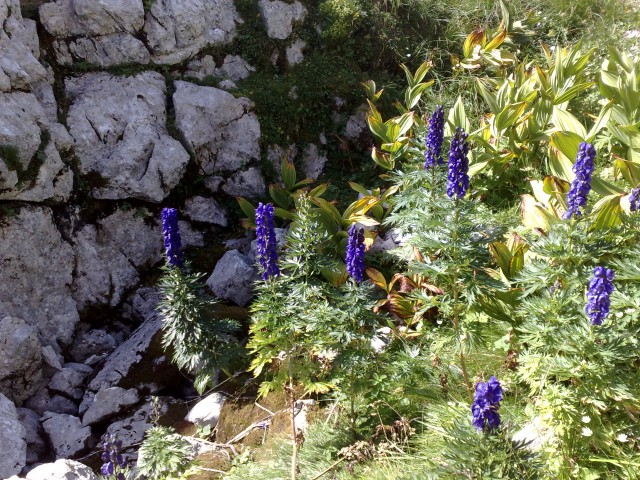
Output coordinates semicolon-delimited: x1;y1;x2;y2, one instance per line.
424;105;445;169
447;127;470;199
471;376;503;432
255;203;280;280
563;142;596;220
161;208;183;268
629;187;640;212
586;267;615;325
346;224;366;283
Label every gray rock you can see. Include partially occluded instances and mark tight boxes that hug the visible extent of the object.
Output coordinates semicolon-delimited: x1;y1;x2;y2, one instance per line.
301;143;327;181
25;384;78;417
0;317;42;404
0;207;79;350
41;413;93;459
179;220;205;248
70;329;117;363
173;81;260;174
82;387;139;426
49;364;93;400
0;92;73;202
103;397;171;452
184;196;228;226
17;408;47;465
185;54;254;83
258;0;307;39
344;108;368;141
0;2;48;92
39;0;145;38
26;459;98;480
66;72;190;202
144;0;241;65
286;39;306;66
206;250;255;307
41;345;64;374
122;287;161;322
0;393;27;478
55;34;150;67
222;167;266;198
84;314;181;397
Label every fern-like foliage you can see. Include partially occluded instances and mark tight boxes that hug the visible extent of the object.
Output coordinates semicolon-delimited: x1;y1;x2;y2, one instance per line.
135;426;199;480
157;263;241;393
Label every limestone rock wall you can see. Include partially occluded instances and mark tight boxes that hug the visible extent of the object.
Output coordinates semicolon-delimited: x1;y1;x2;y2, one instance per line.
0;0;371;473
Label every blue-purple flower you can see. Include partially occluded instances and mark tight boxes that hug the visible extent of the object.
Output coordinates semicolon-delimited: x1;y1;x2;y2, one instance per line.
562;142;596;220
346;224;366;283
629;187;640;212
255;202;280;280
100;434;127;480
161;208;183;268
586;266;615;326
471;376;503;432
447;127;470;199
424;105;445;169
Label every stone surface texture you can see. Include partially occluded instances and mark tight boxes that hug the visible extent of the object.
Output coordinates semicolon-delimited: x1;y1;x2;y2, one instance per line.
206;250;255;306
66;72;189;202
42;412;93;459
26;459;98;480
0;393;27;478
258;0;307;39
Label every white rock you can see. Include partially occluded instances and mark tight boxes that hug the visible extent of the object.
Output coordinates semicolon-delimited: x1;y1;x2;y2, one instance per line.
344;108;368;141
39;0;145;38
222;167;266;198
184;196;228;226
66;72;190;202
218;55;255;81
0;393;27;478
184;392;226;429
206;250;255;306
258;0;307;39
82;387;140;426
0;92;73;202
57;34;150;67
286;39;306;66
0;317;43;404
41;413;93;459
144;0;241;65
173;81;261;174
0;207;79;350
301;143;327;181
26;459;98;480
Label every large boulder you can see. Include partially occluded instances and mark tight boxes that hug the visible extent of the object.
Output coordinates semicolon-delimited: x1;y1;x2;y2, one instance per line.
258;0;307;39
17;407;48;465
0;316;42;404
173;81;261;175
72;208;163;311
53;34;150;67
49;363;93;401
41;413;93;459
144;0;241;64
0;206;78;349
0;92;73;202
82;387;140;426
184;196;228;226
0;393;27;478
65;72;190;202
26;459;98;480
206;250;255;307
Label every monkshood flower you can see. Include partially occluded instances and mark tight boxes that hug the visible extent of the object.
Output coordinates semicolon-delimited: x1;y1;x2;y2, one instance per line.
101;434;127;480
161;208;183;268
471;376;503;432
562;142;596;220
447;127;470;199
586;266;615;326
255;202;280;280
346;224;366;283
424;105;445;169
629;187;640;212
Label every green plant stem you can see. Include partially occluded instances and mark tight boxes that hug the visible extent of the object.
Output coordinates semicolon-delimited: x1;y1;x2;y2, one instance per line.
289;357;298;480
452;198;473;400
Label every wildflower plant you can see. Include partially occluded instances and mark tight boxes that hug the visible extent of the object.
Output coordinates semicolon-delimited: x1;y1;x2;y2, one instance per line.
424;105;445;169
99;434;128;480
255;202;280;280
562;142;596;220
346;224;366;282
471;376;503;432
157;208;241;393
586;266;614;325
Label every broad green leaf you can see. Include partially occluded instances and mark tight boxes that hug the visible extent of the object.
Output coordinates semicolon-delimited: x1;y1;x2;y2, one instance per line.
463;29;487;58
552;108;586;137
281;160;296;190
342;196;379;220
553;82;595;105
269;184;291;209
446;96;470;136
365;267;388;291
347;215;380;227
273;207;294;220
395;112;415;139
308;183;328;197
586;105;611;142
348;181;371;197
521;194;558;231
509;246;526;278
236;196;256;219
591;194;623;229
495;101;527;131
406;81;434;109
413;61;432;85
371;147;394;170
489;242;512;275
310;197;342;226
320;263;348;287
367;113;390;143
484;28;508;51
614;158;640;186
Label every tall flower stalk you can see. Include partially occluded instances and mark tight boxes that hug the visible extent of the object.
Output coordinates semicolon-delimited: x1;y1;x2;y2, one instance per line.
471;376;503;432
563;142;596;220
255;202;280;280
346;224;366;283
161;208;183;268
629;186;640;212
447;127;470;200
100;434;128;480
424;105;445;169
586;267;615;325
